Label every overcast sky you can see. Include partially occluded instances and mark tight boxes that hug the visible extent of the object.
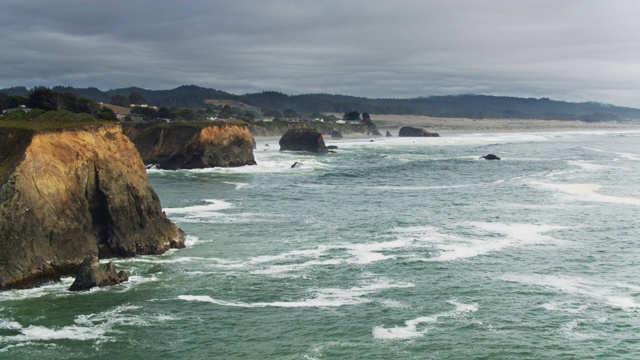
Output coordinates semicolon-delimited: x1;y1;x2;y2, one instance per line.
2;0;640;107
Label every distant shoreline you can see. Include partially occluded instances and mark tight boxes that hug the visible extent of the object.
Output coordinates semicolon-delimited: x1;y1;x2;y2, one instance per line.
369;114;640;134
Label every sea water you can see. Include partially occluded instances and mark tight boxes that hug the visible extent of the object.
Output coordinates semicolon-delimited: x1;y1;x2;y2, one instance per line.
1;130;640;359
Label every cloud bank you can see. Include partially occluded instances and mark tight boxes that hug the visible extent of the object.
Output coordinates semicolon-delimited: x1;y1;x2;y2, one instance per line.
1;0;640;107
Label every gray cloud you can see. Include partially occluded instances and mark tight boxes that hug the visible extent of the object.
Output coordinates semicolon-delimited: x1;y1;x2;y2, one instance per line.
2;0;640;107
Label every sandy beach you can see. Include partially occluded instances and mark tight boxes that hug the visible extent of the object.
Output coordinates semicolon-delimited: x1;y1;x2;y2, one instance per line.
368;114;640;134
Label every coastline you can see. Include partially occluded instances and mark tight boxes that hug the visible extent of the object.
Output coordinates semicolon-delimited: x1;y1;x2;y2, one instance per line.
254;115;640;142
369;114;640;134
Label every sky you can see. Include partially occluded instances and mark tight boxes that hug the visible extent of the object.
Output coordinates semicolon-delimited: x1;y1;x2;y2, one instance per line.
2;0;640;107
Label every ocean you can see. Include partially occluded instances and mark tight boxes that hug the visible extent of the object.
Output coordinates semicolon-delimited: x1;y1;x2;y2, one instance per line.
1;129;639;359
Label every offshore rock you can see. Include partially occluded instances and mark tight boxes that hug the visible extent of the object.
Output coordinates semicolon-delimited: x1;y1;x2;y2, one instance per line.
279;129;328;153
127;122;256;170
398;126;440;137
0;122;185;290
69;256;129;291
386;130;393;137
481;154;501;160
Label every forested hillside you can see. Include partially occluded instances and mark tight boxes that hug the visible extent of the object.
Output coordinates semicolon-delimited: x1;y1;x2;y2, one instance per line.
3;85;640;121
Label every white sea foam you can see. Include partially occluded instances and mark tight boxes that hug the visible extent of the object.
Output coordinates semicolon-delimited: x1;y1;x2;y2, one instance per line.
560;320;601;341
567;160;612;172
502;274;640;311
221;181;251;190
414;222;563;262
164;199;234;216
583;147;640;160
530;181;640;205
245;223;564;276
178;280;414;308
0;278;75;302
372;300;478;340
0;304;176;346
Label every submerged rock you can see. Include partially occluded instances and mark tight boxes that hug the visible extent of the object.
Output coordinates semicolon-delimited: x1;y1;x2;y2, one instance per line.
69;256;129;291
398;126;440;137
279;129;328;153
0;122;185;290
127;122;256;170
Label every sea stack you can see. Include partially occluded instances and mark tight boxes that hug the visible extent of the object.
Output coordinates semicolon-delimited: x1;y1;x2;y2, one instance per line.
126;122;256;169
0;121;185;290
279;128;328;153
398;126;440;137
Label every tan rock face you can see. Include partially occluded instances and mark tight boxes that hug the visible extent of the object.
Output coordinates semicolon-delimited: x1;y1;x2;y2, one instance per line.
129;123;256;169
0;123;185;289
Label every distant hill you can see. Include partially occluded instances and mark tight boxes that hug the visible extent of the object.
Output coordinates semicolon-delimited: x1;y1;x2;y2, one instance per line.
3;85;640;121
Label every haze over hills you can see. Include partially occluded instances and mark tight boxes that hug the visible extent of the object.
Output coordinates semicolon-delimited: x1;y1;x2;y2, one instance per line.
3;85;640;122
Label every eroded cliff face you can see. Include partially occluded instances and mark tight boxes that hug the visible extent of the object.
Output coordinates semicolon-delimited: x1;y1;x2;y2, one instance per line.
128;122;256;170
0;123;185;289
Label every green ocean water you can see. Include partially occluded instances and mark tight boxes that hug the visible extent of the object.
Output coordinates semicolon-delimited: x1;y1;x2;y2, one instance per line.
1;130;640;359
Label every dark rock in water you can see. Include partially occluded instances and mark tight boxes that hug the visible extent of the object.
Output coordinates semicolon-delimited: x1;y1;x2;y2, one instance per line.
386;130;393;137
69;256;129;291
331;130;343;138
398;126;440;137
327;145;338;150
481;154;501;160
291;161;303;168
279;129;328;153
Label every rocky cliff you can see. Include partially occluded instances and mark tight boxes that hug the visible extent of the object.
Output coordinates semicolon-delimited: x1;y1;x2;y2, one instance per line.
279;128;328;153
0;121;185;289
126;122;256;170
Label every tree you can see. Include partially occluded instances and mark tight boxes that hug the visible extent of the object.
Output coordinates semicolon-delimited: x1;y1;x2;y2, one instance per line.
343;111;360;121
129;92;147;105
158;106;175;120
283;108;299;118
362;112;370;121
179;108;196;120
219;105;232;118
263;109;282;119
110;94;131;107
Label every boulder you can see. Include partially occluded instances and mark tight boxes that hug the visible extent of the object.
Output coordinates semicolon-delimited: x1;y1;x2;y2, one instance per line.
398;126;440;137
69;256;129;291
481;154;501;160
0;122;185;290
279;129;328;153
127;122;256;170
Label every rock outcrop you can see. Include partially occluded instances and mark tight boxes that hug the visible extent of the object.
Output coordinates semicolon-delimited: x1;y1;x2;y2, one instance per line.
279;129;328;153
386;130;393;137
127;122;256;170
481;154;501;160
398;126;440;137
0;122;185;290
69;256;129;291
